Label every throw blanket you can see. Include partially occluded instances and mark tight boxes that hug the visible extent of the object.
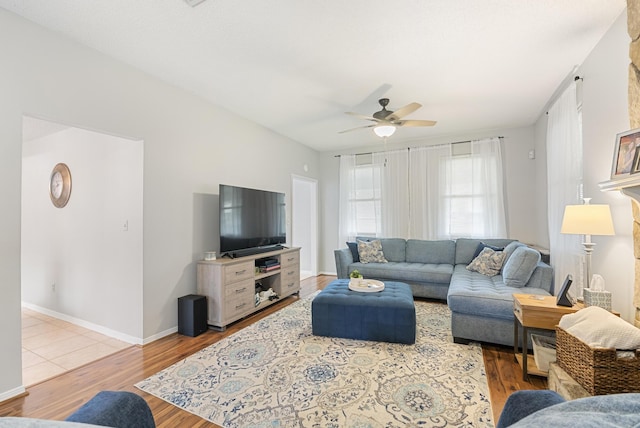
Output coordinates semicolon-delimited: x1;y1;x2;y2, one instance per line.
559;306;640;350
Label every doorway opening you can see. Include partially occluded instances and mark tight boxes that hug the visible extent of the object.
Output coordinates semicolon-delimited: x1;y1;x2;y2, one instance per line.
291;175;318;280
21;116;143;386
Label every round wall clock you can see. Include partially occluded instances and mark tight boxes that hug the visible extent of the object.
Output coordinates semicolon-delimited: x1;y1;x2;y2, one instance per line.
49;163;72;208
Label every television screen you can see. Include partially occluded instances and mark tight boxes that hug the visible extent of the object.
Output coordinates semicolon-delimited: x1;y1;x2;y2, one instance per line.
219;184;286;256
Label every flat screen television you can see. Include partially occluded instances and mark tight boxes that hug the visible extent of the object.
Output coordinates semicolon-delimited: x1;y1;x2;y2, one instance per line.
219;184;286;257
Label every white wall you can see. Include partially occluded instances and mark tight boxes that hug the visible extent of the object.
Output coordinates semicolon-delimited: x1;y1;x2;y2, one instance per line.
533;11;633;321
319;125;540;274
0;8;319;398
22;121;143;341
579;11;633;321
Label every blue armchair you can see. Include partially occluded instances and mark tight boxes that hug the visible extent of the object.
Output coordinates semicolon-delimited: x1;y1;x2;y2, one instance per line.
498;390;640;427
0;391;155;428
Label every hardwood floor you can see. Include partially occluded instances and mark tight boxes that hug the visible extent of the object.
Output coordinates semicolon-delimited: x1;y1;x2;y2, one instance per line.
0;275;546;426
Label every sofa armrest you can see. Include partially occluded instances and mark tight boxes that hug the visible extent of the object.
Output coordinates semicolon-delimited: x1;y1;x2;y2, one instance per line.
65;391;155;428
497;390;565;428
525;262;554;294
334;248;353;279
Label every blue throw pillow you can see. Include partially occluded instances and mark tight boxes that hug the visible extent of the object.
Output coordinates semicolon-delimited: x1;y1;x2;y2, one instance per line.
472;242;505;259
346;242;360;262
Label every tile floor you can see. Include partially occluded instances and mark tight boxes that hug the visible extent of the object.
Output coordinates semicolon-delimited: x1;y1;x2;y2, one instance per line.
22;308;132;387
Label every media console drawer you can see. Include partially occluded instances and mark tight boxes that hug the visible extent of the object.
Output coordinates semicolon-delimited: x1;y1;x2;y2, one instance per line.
222;261;254;283
281;252;300;269
225;278;254;298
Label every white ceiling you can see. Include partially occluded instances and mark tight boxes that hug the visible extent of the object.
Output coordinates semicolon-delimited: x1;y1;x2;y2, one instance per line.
0;0;626;152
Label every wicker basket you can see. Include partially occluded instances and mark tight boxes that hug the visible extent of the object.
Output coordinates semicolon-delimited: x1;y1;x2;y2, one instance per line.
556;326;640;395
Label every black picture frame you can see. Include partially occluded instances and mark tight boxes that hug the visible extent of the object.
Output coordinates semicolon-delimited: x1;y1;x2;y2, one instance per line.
556;274;574;307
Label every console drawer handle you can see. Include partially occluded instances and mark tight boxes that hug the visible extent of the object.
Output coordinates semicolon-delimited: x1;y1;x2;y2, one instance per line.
235;269;246;275
236;287;246;294
287;271;294;276
287;282;295;288
235;303;246;310
287;257;295;262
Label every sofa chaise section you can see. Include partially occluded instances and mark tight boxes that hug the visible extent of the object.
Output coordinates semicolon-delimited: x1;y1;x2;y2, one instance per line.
447;264;553;346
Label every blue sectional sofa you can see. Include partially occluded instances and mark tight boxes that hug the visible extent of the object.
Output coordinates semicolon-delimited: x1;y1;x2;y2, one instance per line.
334;237;554;347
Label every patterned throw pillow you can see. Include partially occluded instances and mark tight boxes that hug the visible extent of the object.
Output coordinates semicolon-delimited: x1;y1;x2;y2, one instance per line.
466;247;506;277
357;239;388;264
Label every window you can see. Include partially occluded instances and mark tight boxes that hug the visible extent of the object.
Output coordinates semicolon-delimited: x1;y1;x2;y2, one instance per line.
351;163;382;237
339;138;505;244
441;152;502;238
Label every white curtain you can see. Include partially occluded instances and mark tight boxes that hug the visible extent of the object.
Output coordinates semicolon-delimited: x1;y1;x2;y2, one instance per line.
338;154;358;245
409;144;451;239
470;137;507;238
546;82;583;297
409;138;506;240
374;149;410;239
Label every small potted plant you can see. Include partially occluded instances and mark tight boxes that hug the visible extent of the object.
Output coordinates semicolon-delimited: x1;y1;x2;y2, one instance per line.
349;270;364;286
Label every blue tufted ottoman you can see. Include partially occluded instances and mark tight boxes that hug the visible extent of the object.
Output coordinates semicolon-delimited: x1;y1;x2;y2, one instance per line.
311;279;416;344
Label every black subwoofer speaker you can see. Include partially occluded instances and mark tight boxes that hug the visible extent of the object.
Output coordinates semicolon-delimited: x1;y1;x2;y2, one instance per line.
178;294;208;337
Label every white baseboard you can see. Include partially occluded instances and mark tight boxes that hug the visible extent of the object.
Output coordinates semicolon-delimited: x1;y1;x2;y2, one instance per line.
0;386;26;404
318;270;337;276
142;327;178;345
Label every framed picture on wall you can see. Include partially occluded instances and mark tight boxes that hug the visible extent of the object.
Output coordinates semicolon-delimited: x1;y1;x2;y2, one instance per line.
612;128;640;178
632;149;640;174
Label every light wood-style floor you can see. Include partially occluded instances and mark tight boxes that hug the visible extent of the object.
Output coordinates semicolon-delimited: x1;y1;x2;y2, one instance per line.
1;275;545;426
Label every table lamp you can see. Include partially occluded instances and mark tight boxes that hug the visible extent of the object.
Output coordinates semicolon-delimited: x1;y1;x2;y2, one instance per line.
560;198;615;289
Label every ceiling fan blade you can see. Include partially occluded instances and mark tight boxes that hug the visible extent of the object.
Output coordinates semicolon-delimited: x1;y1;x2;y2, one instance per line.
345;112;379;122
388;102;421;120
395;119;437;127
338;124;376;134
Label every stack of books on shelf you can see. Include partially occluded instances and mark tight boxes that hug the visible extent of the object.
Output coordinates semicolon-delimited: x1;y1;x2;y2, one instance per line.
257;258;280;273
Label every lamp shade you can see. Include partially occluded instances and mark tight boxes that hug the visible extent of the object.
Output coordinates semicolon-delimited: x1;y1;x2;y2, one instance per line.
373;125;396;138
560;204;615;236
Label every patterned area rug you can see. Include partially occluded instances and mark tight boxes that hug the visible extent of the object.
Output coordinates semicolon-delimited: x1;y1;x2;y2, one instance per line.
136;294;493;427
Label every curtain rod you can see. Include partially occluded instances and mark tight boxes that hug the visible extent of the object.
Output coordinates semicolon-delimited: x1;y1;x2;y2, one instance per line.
333;136;504;158
545;75;583;115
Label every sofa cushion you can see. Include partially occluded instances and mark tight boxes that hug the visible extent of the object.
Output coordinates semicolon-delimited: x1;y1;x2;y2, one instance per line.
455;238;515;265
346;242;360;262
503;246;541;288
350;261;453;284
357;239;388;263
502;241;527;267
406;239;455;264
356;237;406;262
447;265;550;320
466;247;506;276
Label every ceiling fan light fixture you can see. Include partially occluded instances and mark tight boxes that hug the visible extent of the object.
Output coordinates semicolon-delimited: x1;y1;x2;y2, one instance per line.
374;125;396;138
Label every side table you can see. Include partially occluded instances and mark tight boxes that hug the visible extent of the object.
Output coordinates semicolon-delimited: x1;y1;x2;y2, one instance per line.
512;294;580;380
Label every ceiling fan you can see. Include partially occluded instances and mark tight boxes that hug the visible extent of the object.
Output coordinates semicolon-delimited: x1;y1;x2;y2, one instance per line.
339;98;437;137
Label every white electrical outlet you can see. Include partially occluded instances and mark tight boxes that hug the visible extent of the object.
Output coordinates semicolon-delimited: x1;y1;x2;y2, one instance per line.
51;283;56;292
123;220;129;232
